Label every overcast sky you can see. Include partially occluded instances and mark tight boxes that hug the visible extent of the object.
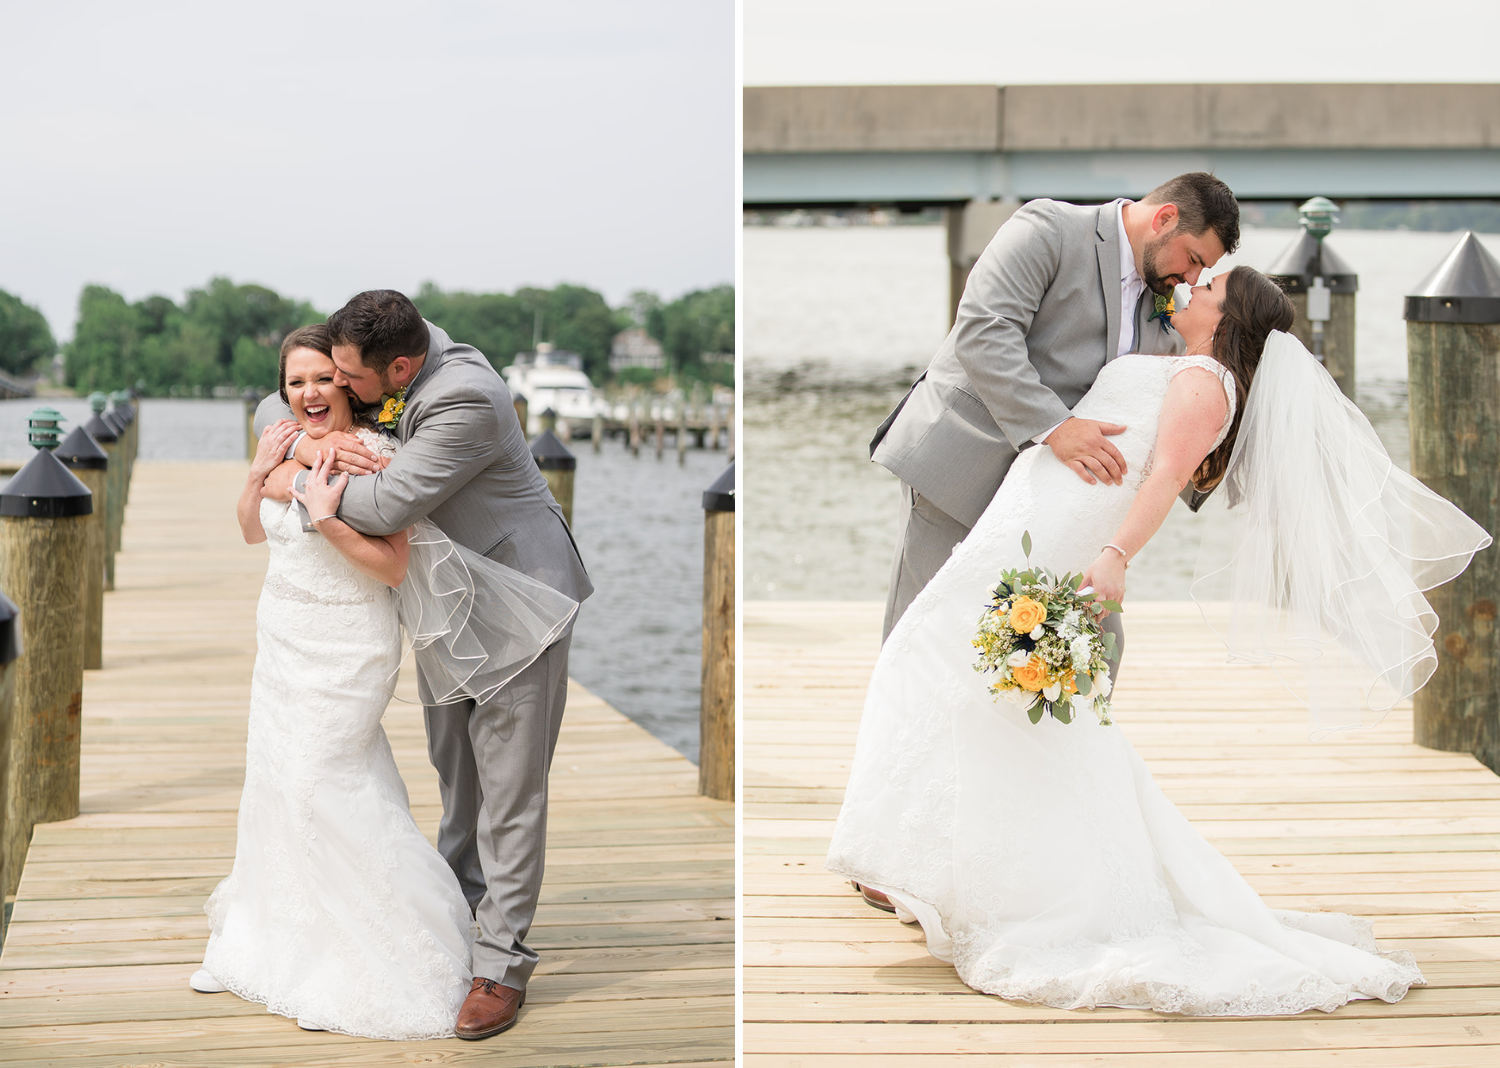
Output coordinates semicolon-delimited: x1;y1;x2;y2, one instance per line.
2;1;733;340
745;0;1500;85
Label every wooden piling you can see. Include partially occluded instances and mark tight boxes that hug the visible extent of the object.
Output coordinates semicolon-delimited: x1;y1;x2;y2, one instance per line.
84;413;121;592
55;428;110;672
699;464;735;801
708;404;721;450
512;393;529;440
242;389;259;461
592;412;603;453
0;451;93;898
530;430;576;529
0;590;18;931
1406;232;1500;773
628;400;641;458
677;398;688;466
1267;230;1358;401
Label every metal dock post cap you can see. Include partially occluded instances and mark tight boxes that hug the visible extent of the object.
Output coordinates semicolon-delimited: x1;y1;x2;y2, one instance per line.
53;427;109;470
0;589;19;664
529;429;576;471
82;411;118;444
1263;230;1359;294
1404;231;1500;324
0;451;94;519
98;407;126;435
702;463;735;513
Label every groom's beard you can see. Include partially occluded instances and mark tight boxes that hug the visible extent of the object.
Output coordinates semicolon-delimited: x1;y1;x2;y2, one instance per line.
346;388;382;422
1141;235;1184;297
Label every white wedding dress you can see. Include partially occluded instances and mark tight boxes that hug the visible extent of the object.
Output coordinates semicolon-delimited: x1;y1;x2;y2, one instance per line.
201;435;474;1039
827;353;1423;1015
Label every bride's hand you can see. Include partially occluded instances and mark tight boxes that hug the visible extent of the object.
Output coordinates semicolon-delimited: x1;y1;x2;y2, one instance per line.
251;420;300;482
290;448;349;525
1080;551;1127;618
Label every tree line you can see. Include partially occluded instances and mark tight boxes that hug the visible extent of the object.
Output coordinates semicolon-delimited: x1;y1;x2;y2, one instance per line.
0;278;734;394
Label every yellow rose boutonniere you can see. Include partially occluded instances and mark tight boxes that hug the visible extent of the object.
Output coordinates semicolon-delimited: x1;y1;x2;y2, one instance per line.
377;390;407;431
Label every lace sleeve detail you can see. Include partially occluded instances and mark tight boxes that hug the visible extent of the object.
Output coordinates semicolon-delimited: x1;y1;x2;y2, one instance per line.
355;427;399;460
1168;355;1237;450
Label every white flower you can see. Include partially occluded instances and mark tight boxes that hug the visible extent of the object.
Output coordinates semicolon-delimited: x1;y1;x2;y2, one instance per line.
1006;649;1030;669
1093;669;1113;697
1043;681;1061;702
1029;625;1045;640
1001;687;1033;708
1070;634;1093;671
1058;608;1083;639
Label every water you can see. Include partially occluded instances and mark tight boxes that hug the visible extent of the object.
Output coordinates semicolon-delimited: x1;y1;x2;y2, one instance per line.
745;224;1499;602
0;397;715;762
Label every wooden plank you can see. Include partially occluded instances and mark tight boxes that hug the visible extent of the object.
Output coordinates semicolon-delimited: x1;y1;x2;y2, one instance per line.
0;461;732;1065
744;600;1500;1065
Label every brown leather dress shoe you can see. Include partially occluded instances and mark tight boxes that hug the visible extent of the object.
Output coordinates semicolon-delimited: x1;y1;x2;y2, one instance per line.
455;977;526;1040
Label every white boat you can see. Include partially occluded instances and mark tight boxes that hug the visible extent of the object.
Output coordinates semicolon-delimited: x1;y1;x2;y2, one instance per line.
501;344;606;437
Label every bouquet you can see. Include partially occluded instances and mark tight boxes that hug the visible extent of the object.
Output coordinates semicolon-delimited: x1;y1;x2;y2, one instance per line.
972;532;1119;725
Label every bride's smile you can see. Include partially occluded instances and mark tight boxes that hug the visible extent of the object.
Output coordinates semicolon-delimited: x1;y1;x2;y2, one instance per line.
284;348;354;438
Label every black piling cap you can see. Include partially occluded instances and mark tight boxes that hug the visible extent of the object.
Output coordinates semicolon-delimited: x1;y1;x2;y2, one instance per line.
83;413;119;444
702;462;735;513
1264;231;1359;293
0;449;94;518
530;429;576;472
100;409;126;435
55;426;109;471
1405;232;1500;324
0;588;18;664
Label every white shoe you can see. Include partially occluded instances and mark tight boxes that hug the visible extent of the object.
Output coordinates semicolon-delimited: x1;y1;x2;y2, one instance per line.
189;969;228;993
296;1019;326;1032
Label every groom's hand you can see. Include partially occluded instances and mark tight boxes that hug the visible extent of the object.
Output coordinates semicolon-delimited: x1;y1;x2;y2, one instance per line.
291;430;380;475
1045;418;1128;486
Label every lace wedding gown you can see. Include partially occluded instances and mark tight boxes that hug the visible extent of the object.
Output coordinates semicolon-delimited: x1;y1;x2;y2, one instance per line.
827;353;1423;1015
202;435;473;1039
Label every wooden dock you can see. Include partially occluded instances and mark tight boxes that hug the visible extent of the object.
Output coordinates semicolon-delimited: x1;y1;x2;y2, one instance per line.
745;600;1500;1066
0;461;733;1067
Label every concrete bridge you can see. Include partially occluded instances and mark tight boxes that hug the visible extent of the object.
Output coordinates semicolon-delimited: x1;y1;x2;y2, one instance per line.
744;83;1500;315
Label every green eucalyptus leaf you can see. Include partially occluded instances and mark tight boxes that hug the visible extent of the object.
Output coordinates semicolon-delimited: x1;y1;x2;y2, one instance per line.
1027;701;1044;724
1053;701;1073;724
1021;531;1032;558
1102;631;1117;652
1075;673;1092;696
1103;600;1124;614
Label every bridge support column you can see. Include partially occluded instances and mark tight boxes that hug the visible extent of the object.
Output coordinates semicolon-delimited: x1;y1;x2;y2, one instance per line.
946;199;1019;325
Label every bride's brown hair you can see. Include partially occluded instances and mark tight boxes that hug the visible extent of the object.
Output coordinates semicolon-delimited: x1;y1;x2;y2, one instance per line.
277;324;334;406
1193;266;1296;492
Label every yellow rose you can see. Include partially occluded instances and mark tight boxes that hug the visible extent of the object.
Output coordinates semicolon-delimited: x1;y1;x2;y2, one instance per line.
1009;596;1047;634
1012;655;1048;692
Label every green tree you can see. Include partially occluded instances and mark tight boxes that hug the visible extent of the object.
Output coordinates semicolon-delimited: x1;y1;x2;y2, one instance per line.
66;285;139;392
0;289;56;377
644;284;734;382
183;277;319;377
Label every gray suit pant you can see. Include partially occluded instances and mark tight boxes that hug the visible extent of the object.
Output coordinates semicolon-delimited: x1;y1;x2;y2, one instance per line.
420;633;572;990
882;482;1125;672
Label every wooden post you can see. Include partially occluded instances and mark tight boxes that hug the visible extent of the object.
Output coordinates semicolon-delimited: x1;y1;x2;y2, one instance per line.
699;464;734;801
530;430;576;529
55;428;109;672
513;393;529;440
84;410;121;591
708;403;721;450
243;388;260;461
0;444;94;898
1406;232;1500;774
628;400;641;458
1266;230;1358;401
654;401;665;460
726;400;736;463
677;396;688;466
0;590;18;935
592;413;603;453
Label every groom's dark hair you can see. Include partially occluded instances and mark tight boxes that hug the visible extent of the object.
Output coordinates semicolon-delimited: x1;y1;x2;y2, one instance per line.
327;290;430;374
1142;173;1240;256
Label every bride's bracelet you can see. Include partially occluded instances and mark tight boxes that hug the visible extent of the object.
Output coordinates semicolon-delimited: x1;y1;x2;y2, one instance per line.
1103;543;1130;566
312;513;339;525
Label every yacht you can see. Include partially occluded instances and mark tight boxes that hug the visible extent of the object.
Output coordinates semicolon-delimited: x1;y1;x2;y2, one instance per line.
501;343;606;436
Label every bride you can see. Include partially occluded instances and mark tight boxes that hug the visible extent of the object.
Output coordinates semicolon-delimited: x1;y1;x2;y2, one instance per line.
827;266;1491;1015
191;324;573;1038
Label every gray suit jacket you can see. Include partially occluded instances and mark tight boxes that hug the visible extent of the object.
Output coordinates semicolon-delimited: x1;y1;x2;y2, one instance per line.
254;322;593;604
871;199;1184;529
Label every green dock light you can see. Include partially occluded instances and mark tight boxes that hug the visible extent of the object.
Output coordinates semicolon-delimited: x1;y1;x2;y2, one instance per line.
89;392;107;415
1297;196;1341;242
27;408;64;452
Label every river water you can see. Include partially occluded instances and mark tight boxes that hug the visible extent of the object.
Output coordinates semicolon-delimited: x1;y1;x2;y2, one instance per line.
0;397;721;762
745;224;1500;603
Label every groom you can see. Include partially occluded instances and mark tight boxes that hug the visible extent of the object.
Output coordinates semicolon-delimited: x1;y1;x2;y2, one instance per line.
872;172;1240;644
255;291;593;1039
